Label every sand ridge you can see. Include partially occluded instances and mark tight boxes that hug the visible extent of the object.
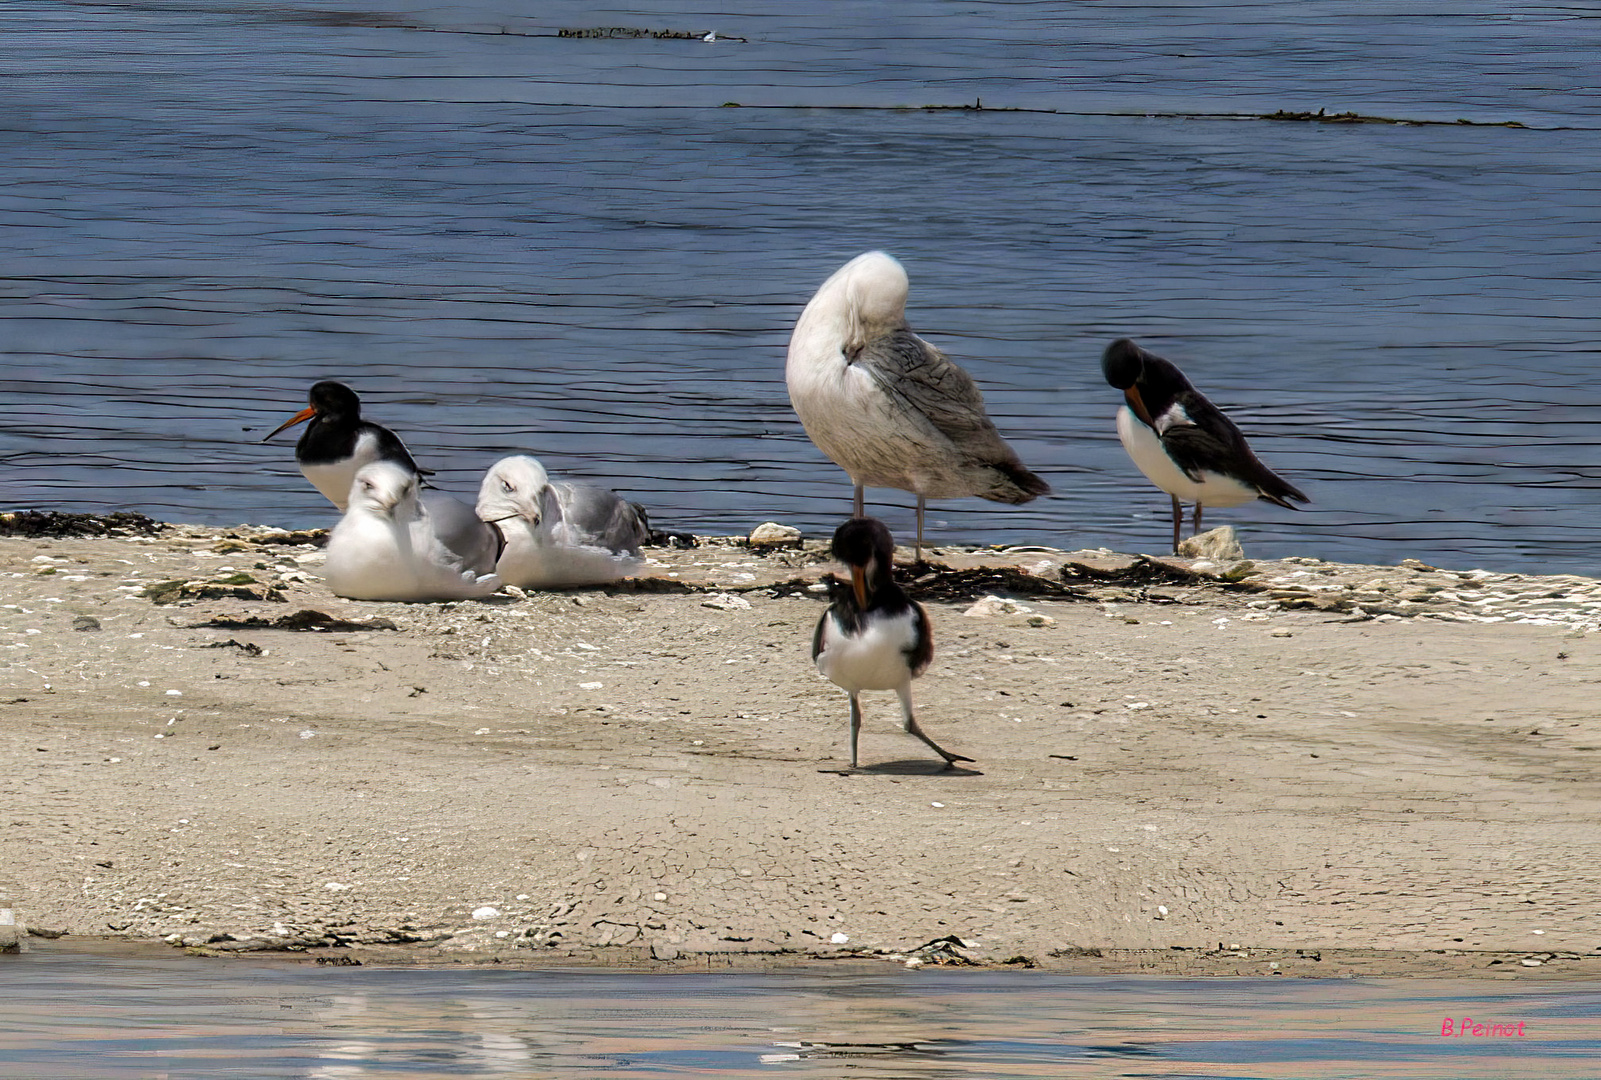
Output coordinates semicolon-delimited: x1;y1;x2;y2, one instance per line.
2;519;1598;977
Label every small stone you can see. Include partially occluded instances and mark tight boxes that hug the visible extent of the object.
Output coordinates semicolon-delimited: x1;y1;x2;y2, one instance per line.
472;906;501;920
1177;526;1244;561
1026;615;1056;628
1521;957;1543;967
72;616;101;632
963;595;1020;618
748;522;802;548
830;932;849;944
1271;628;1293;638
701;593;751;611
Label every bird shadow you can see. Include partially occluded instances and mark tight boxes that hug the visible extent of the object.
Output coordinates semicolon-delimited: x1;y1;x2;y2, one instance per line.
818;759;983;777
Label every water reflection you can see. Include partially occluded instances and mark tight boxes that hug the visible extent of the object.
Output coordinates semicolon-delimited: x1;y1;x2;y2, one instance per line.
2;945;1599;1078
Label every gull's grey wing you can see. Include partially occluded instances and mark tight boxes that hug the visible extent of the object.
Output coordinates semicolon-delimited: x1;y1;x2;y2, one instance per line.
421;491;502;576
853;329;1010;459
550;481;650;555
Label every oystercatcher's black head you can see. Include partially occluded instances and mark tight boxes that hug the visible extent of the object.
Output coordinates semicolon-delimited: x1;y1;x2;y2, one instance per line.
1101;338;1147;391
830;517;895;570
307;380;361;420
830;517;896;610
263;380;363;442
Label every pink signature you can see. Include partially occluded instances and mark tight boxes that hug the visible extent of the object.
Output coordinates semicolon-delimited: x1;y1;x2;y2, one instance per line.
1441;1017;1526;1037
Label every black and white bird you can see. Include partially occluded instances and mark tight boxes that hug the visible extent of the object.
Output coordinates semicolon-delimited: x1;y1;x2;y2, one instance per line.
786;251;1049;560
262;380;428;512
264;380;504;574
324;462;502;601
811;517;972;771
475;455;647;589
1102;338;1309;552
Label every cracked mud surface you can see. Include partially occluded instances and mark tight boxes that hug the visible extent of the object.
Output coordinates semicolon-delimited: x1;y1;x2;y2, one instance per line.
2;521;1599;977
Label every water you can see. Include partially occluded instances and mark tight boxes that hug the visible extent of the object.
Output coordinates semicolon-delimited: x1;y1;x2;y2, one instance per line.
3;1;1600;572
2;944;1599;1079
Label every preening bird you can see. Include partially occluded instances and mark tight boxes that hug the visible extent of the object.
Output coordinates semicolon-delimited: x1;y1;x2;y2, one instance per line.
811;517;972;770
475;455;646;589
324;461;502;601
786;251;1049;559
1102;337;1309;552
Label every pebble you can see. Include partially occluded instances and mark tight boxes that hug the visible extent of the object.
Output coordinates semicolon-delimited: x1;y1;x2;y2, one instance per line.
701;593;751;611
830;932;849;944
963;595;1025;618
748;522;802;548
472;906;501;920
1271;629;1293;638
1177;525;1244;561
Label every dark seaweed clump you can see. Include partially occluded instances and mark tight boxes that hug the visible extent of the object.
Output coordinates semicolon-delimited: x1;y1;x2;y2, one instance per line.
0;510;164;538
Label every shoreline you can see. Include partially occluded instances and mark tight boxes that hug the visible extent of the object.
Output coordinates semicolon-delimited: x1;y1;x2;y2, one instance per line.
3;516;1599;977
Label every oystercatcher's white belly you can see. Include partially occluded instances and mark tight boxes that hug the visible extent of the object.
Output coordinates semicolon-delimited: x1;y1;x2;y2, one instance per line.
815;609;920;692
1116;406;1257;507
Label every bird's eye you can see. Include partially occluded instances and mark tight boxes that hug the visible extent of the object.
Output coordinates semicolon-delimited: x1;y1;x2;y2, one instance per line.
501;478;514;493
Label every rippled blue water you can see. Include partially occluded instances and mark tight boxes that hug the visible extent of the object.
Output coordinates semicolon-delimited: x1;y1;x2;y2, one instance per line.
2;944;1599;1079
3;2;1600;572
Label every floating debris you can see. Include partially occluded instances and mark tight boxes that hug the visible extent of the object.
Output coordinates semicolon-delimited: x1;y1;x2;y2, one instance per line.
558;26;745;41
1259;107;1528;128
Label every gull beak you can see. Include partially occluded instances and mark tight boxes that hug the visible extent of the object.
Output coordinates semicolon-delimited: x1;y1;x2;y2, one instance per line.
850;564;868;609
1124;386;1156;429
263;405;317;442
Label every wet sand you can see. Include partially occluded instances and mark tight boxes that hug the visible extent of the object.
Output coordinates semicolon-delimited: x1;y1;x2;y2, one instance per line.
2;517;1599;977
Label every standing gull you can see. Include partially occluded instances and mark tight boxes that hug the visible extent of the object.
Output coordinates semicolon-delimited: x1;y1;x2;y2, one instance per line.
811;517;972;771
476;455;647;589
1102;337;1309;552
264;379;502;574
786;251;1049;559
325;462;502;601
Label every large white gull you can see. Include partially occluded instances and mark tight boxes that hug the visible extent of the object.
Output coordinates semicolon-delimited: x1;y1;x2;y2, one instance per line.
476;455;647;589
325;461;502;602
786;251;1049;559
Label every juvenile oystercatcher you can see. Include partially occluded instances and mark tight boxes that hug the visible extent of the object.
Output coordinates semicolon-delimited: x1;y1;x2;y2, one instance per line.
811;517;972;770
